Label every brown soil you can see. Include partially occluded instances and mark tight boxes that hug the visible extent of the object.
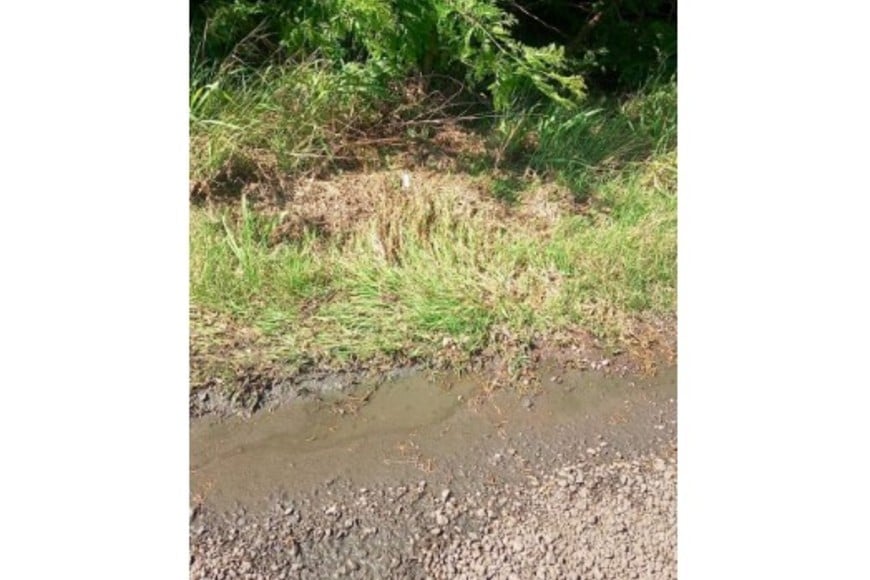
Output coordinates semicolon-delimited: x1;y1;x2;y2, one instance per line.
190;313;675;419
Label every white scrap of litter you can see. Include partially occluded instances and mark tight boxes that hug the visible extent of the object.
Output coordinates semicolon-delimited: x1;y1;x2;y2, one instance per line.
401;171;412;190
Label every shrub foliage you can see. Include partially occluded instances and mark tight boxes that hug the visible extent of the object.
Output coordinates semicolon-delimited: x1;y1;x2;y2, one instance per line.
190;0;593;111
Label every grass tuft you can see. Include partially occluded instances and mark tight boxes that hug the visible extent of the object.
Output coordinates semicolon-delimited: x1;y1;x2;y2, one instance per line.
190;79;677;389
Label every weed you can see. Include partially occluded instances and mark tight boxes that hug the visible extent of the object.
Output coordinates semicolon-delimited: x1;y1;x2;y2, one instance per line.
190;80;677;391
489;176;524;204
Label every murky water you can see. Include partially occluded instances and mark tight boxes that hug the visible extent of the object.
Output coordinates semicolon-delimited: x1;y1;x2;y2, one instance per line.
191;366;676;508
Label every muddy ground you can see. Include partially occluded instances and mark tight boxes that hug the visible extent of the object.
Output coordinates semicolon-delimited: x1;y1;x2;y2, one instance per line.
190;362;677;579
190;320;676;420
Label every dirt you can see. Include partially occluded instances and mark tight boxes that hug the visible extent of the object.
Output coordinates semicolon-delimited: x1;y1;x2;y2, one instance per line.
190;317;675;419
194;167;587;247
190;362;677;579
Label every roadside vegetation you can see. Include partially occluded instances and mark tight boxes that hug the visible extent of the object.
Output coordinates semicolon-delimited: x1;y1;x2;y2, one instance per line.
189;0;677;394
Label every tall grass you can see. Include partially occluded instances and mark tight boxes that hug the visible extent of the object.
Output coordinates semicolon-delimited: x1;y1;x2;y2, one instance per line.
190;198;326;329
495;79;676;200
190;79;676;382
190;58;393;184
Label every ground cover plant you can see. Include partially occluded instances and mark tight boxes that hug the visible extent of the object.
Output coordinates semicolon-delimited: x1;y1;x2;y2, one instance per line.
189;0;677;399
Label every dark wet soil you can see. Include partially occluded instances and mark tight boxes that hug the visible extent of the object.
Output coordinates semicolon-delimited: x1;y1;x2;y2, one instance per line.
189;324;676;420
192;365;675;509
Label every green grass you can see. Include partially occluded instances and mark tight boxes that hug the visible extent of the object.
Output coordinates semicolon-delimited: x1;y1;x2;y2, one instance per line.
190;201;326;329
493;79;676;201
190;79;676;385
190;58;394;185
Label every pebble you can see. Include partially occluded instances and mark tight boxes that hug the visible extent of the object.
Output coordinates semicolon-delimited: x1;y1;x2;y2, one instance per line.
191;429;675;580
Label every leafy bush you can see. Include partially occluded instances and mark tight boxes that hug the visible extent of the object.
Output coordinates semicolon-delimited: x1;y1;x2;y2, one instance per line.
190;0;586;111
504;0;677;90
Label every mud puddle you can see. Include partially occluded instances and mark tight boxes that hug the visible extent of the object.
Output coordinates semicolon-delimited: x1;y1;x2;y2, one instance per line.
191;365;676;510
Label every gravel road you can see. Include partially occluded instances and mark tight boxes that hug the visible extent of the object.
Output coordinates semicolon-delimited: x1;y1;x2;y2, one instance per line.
190;367;677;579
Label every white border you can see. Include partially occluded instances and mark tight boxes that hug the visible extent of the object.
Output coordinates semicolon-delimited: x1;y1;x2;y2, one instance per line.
679;1;870;577
2;2;189;579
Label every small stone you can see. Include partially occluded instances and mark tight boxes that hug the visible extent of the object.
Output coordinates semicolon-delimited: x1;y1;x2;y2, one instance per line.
542;533;555;546
440;489;451;502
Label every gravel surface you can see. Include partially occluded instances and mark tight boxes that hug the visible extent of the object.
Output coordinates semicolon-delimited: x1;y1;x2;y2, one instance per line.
191;445;675;579
191;365;676;579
